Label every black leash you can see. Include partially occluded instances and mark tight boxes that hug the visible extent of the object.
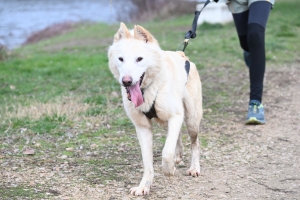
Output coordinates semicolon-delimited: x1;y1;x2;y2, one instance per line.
177;0;213;52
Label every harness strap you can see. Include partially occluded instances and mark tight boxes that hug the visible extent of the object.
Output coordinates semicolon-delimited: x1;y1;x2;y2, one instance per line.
143;101;157;119
185;60;190;75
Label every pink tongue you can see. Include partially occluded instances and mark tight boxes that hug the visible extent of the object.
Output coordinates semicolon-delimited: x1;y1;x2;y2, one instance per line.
129;81;144;107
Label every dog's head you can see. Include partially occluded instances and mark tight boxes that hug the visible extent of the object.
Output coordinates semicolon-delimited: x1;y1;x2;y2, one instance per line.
108;23;162;107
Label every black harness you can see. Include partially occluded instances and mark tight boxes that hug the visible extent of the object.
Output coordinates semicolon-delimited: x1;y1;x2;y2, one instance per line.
143;101;158;119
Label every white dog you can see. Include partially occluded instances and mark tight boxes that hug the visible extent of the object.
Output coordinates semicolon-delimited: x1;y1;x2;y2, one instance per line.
108;23;203;195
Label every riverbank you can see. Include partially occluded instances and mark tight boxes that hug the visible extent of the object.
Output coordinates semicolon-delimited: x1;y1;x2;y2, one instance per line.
0;0;131;49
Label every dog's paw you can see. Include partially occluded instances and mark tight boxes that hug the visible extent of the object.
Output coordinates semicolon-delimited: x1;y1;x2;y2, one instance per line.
187;167;200;177
163;166;176;176
174;157;182;165
130;186;150;196
175;144;183;164
162;160;176;176
174;150;183;164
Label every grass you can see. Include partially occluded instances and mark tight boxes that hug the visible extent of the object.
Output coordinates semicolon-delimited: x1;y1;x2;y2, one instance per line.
0;0;299;198
0;185;48;199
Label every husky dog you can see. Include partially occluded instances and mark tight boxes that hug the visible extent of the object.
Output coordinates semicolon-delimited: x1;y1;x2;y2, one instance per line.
108;23;203;195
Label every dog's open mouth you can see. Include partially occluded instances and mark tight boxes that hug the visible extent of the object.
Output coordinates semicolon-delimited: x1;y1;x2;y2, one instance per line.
125;73;145;107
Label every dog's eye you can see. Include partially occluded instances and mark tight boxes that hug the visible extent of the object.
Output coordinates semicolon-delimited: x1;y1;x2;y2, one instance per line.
118;57;124;62
136;57;143;62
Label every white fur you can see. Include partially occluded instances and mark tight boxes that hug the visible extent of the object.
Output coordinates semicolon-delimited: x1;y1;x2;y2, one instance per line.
108;23;203;196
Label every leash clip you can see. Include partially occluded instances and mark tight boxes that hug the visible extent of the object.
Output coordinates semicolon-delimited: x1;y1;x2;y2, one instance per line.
176;39;189;52
182;39;189;52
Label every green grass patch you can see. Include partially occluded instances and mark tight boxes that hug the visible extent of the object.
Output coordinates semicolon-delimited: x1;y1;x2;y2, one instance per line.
0;51;115;105
84;95;107;105
200;137;208;148
0;185;47;199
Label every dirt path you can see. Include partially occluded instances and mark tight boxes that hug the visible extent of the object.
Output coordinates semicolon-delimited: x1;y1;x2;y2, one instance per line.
1;63;299;200
98;63;300;200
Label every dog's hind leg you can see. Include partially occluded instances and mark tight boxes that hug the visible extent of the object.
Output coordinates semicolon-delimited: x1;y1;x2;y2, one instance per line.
129;123;154;196
184;98;202;176
183;67;203;177
185;118;201;177
175;132;183;164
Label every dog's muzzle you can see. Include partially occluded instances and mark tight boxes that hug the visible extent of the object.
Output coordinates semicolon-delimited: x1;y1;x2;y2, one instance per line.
125;73;145;101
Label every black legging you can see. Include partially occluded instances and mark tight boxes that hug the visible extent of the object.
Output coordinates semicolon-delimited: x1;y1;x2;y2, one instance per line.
232;1;272;103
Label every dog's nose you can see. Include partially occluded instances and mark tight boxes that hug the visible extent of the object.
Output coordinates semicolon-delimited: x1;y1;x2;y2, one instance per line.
122;76;132;87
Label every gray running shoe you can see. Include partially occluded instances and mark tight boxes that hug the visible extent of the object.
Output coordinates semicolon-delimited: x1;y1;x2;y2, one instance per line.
243;51;251;68
245;100;265;125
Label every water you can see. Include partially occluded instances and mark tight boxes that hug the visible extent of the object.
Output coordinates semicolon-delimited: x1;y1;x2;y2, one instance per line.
0;0;133;49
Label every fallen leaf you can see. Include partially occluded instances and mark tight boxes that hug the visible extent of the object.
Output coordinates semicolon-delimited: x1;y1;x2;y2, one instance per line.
20;128;27;134
90;144;98;149
23;148;35;155
29;181;35;186
111;91;119;98
48;189;61;196
34;143;41;147
60;155;68;159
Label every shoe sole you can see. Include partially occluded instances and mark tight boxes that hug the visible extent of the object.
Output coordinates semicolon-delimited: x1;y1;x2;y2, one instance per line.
245;117;265;125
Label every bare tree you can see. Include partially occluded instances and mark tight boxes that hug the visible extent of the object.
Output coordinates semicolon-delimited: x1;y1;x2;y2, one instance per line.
129;0;197;22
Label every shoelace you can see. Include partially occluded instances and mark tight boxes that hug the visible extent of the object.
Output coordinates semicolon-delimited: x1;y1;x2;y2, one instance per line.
249;104;260;113
253;105;257;113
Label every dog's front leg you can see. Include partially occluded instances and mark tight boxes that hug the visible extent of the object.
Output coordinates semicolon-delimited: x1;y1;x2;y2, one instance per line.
130;126;153;196
162;114;184;176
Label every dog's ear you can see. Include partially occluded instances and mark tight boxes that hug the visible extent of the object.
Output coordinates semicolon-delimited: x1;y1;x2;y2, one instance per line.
114;22;131;42
134;25;157;43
